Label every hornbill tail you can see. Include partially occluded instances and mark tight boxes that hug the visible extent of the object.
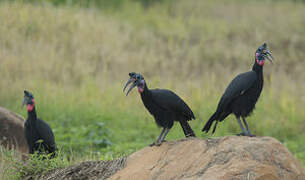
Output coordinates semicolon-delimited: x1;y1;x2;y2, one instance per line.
179;120;196;137
202;112;218;133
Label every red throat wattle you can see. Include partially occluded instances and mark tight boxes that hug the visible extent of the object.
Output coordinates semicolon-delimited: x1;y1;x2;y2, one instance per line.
255;52;265;66
27;99;35;112
138;87;144;93
256;59;265;66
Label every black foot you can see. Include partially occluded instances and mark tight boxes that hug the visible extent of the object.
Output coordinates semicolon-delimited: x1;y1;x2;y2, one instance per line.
149;141;162;147
237;132;246;136
237;132;256;137
186;134;196;138
149;142;156;147
155;142;162;146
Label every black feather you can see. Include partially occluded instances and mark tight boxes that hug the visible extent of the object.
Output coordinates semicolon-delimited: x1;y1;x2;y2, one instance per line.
140;82;196;137
24;93;56;157
202;54;265;134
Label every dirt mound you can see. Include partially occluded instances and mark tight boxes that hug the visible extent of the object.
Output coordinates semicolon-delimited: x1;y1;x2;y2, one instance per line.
111;136;305;180
42;136;305;180
41;158;126;180
0;107;28;153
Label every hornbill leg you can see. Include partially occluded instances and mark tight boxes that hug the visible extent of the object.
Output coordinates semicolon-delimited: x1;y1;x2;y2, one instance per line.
150;128;165;146
236;116;247;136
157;128;166;141
242;117;255;137
156;128;169;146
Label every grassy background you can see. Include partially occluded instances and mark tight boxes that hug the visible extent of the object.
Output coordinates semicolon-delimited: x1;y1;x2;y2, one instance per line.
0;0;304;178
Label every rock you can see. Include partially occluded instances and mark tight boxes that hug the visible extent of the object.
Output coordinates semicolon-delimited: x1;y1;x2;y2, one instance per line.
40;136;305;180
0;107;28;153
110;136;305;180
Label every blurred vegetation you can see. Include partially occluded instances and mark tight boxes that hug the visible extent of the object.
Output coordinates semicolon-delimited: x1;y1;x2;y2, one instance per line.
4;0;305;10
1;147;68;179
1;0;174;9
0;0;304;178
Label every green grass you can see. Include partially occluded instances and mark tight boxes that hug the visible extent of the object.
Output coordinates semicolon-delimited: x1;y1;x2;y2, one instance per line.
0;0;304;178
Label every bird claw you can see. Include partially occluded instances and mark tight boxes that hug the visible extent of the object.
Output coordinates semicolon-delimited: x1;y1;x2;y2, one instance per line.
237;132;246;136
149;141;162;147
149;142;156;147
155;142;162;146
237;132;256;137
186;134;195;138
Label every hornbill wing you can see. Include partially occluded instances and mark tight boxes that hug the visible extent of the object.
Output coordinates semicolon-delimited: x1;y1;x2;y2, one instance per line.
150;89;195;120
218;71;257;110
36;119;56;151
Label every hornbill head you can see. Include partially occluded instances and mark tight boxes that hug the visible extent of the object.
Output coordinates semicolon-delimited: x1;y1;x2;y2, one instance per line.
123;72;145;96
255;43;274;66
22;90;35;111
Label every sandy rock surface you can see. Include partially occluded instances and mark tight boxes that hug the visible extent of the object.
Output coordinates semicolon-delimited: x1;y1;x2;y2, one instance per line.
39;136;305;180
110;136;305;180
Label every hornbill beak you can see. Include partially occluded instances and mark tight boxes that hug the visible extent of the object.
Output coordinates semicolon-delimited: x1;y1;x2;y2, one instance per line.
123;78;137;96
21;98;26;108
265;50;274;63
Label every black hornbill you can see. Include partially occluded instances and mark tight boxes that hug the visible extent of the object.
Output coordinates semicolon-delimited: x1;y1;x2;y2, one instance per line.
22;90;56;157
124;73;196;146
202;43;274;136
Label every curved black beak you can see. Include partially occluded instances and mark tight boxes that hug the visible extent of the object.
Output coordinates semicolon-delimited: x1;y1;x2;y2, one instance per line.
21;98;26;108
265;50;274;63
123;78;134;92
123;78;137;96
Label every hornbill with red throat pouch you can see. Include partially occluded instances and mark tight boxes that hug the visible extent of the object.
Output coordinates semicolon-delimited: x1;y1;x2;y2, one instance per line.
202;43;274;136
124;73;196;146
22;90;57;157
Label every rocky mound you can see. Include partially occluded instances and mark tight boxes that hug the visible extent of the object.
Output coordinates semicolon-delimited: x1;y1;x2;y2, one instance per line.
110;136;305;180
0;107;28;153
43;136;305;180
